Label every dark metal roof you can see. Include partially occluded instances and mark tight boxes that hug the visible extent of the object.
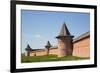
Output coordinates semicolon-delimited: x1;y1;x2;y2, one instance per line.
59;22;70;36
73;31;90;43
45;41;51;47
56;22;74;38
25;44;32;50
27;44;31;48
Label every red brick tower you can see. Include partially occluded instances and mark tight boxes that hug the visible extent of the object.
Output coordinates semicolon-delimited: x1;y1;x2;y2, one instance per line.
45;41;52;55
56;23;74;57
25;44;32;56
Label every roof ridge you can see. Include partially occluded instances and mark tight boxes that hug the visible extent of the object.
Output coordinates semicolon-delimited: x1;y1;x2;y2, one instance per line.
73;31;90;42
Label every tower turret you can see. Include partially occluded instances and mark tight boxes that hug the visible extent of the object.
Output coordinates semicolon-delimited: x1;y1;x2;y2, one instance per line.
56;22;74;57
45;41;52;55
25;44;32;56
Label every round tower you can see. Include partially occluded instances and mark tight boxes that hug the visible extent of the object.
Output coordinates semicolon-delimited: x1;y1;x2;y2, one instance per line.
56;23;74;57
25;44;32;56
45;41;52;55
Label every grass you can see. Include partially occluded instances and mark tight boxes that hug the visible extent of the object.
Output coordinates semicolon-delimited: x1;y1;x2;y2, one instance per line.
21;55;89;63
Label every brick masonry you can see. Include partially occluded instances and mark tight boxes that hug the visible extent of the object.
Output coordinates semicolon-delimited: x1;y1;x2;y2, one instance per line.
73;36;90;57
25;35;90;58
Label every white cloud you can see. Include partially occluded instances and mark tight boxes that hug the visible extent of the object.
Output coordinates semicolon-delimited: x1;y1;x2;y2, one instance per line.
34;34;41;38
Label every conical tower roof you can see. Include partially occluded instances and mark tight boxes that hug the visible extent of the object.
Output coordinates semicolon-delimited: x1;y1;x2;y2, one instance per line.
56;22;72;38
45;41;51;48
25;44;32;50
27;44;31;48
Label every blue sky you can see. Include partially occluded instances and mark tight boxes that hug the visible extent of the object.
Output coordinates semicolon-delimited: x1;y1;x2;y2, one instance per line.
21;10;90;53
